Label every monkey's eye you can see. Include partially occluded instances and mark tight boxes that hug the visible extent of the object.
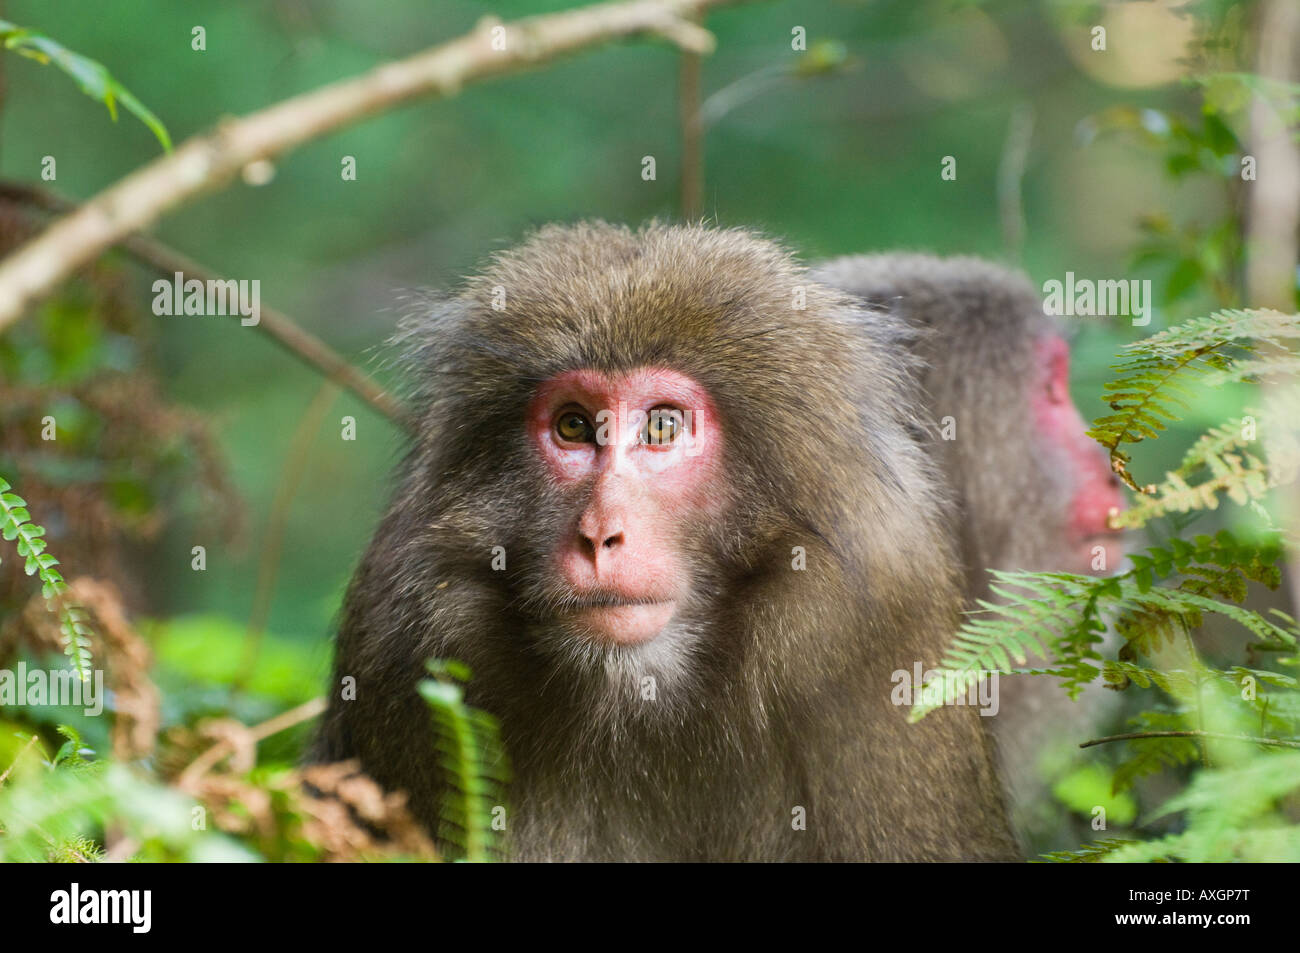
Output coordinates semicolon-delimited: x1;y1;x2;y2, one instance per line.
643;406;684;446
555;410;596;444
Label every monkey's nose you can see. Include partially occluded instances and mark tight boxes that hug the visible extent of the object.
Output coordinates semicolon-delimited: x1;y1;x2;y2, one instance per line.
578;529;625;560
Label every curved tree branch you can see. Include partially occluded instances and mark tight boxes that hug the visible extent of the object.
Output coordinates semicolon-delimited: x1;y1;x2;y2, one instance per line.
0;182;410;426
0;0;749;331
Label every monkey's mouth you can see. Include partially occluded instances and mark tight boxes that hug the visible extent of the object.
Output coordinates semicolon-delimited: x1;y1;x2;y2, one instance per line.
565;597;678;645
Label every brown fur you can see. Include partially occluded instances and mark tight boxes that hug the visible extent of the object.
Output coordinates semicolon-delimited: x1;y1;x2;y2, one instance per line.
314;225;1018;861
812;253;1121;851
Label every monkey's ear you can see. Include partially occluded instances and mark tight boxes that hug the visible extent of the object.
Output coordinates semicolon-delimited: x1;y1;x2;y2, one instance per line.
388;291;478;406
836;294;930;378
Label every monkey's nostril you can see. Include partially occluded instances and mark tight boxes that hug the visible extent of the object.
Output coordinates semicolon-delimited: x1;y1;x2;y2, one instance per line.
575;530;622;562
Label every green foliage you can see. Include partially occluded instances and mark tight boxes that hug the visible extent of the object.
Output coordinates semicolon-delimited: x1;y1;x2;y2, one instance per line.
1036;839;1146;863
1101;753;1300;862
418;660;509;863
46;835;105;863
1057;191;1300;862
1088;310;1300;493
908;532;1288;721
1131;309;1300;356
1052;763;1138;826
1112;410;1299;529
1194;72;1300;129
1109;711;1202;794
1085;95;1246;308
0;475;93;679
0;759;254;862
145;614;323;706
921;290;1300;862
0;18;170;150
50;725;95;770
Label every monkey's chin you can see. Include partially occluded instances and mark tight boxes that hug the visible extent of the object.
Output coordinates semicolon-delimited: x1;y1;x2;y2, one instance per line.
574;601;678;645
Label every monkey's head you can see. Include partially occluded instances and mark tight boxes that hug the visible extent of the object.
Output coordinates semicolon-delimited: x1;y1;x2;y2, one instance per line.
1029;331;1126;573
393;222;950;703
811;253;1128;588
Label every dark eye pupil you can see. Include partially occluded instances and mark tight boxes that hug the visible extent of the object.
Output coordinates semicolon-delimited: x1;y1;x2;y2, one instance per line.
647;410;681;444
558;413;591;441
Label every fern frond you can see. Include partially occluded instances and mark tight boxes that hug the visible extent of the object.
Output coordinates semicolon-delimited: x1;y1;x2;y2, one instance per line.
1205;352;1300;384
1036;838;1143;863
1175;415;1259;477
0;476;93;679
1105;750;1300;861
910;533;1288;721
1227;666;1298;690
1110;459;1272;528
1131;308;1300;353
1089;309;1300;491
0;762;255;862
1101;828;1300;862
1101;660;1196;694
1109;710;1201;792
419;659;509;862
1113;410;1300;528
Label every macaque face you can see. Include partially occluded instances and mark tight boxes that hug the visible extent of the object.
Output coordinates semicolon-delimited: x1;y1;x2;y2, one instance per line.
526;367;724;645
1031;334;1126;572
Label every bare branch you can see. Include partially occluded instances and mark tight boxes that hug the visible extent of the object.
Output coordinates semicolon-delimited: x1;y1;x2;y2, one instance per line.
996;102;1033;263
0;0;750;331
678;11;705;220
1246;0;1300;617
236;381;342;689
0;180;410;426
1080;729;1300;751
178;697;328;789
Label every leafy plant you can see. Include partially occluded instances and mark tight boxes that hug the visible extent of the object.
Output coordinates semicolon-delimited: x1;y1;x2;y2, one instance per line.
0;475;93;679
0;19;171;150
418;659;509;862
913;305;1300;861
1088;309;1300;494
0;757;254;862
1036;838;1145;864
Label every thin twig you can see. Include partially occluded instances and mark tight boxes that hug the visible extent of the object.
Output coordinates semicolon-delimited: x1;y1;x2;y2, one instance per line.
0;182;410;428
1245;0;1300;617
1080;729;1300;750
0;733;39;787
235;381;341;688
178;696;328;787
0;0;746;330
678;9;704;220
996;102;1033;263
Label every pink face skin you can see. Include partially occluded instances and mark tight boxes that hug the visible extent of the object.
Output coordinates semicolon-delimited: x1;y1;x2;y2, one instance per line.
527;367;723;646
1031;335;1127;571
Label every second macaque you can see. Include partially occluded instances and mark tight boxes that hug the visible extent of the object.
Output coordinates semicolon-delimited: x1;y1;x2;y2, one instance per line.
814;252;1128;849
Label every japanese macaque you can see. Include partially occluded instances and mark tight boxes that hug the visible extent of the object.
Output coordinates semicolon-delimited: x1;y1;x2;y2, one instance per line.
314;223;1019;862
812;253;1128;849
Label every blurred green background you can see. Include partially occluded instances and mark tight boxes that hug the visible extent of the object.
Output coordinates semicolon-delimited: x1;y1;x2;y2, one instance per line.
0;0;1241;685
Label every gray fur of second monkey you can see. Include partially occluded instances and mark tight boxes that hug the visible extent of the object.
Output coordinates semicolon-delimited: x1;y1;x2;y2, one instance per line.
813;253;1123;851
313;223;1020;861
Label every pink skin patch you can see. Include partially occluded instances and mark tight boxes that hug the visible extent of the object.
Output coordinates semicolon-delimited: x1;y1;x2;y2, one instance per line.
1031;335;1127;571
527;368;723;645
